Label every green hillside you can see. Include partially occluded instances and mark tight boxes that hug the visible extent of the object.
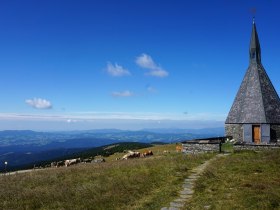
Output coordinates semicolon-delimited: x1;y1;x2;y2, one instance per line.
33;142;154;168
188;149;280;209
1;147;279;209
77;142;154;158
0;145;214;210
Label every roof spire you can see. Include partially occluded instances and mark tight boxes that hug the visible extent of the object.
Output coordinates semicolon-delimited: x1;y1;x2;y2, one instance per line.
249;19;261;64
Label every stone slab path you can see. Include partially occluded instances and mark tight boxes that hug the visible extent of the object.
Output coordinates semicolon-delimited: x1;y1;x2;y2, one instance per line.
161;154;226;210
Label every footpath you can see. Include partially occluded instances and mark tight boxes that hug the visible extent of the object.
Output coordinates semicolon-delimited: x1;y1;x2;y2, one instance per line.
161;154;227;210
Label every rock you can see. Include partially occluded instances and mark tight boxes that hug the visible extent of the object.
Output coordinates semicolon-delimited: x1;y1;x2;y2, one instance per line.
180;189;194;195
169;207;180;210
182;183;193;188
180;194;192;199
189;174;199;179
184;178;193;183
170;202;184;208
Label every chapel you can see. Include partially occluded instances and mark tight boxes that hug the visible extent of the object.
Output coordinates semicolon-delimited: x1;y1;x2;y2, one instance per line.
225;20;280;143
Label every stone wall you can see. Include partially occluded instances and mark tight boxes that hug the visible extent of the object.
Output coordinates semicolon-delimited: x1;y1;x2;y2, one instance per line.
225;124;243;141
182;143;219;154
182;142;280;154
233;144;280;151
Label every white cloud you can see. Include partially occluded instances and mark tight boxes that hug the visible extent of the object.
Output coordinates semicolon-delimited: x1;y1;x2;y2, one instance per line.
146;85;157;93
136;53;158;69
111;90;134;97
67;119;77;123
135;53;169;77
25;98;52;109
106;62;131;77
148;69;168;77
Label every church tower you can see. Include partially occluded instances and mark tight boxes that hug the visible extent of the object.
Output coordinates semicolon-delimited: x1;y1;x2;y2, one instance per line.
225;20;280;143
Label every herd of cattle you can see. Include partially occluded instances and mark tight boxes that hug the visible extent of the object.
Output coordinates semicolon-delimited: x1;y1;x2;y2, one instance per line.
42;150;154;168
46;157;106;168
120;150;153;160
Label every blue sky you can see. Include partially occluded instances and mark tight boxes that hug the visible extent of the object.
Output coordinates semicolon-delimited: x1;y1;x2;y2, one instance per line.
0;0;280;131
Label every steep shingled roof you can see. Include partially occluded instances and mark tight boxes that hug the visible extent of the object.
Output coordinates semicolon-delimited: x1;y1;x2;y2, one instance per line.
225;21;280;124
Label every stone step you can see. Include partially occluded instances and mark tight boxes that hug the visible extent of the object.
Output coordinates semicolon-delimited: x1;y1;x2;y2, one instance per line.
170;202;184;208
180;189;194;195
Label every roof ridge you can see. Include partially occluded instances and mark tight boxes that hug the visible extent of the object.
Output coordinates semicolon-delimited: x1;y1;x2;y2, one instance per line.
255;63;267;123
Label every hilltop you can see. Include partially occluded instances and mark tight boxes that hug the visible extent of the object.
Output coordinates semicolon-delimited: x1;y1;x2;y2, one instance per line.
1;145;279;209
0;144;214;209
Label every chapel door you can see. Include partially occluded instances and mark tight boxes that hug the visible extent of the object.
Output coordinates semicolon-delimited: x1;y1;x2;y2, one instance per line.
253;125;261;144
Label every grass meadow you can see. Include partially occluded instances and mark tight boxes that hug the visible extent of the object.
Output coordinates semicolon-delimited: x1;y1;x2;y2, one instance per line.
1;144;279;210
0;144;214;210
187;149;280;209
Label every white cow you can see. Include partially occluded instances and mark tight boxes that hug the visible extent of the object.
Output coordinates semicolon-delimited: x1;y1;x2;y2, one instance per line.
122;151;140;160
65;158;81;167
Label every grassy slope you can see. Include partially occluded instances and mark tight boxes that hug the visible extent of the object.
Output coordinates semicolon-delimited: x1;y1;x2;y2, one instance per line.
0;144;214;210
188;149;280;209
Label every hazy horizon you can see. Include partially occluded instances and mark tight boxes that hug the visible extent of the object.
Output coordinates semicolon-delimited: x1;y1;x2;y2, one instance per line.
0;118;224;132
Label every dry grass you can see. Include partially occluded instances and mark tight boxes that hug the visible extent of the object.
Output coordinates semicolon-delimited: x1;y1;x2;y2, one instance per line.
0;145;214;210
187;149;280;209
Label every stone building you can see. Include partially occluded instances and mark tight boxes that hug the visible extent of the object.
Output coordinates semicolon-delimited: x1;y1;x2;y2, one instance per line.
225;20;280;144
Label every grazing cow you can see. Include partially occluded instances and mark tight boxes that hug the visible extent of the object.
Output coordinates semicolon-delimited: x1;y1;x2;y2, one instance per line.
122;151;141;160
51;162;57;167
176;145;182;152
142;150;153;157
81;158;92;163
56;161;65;167
93;158;105;163
65;158;81;167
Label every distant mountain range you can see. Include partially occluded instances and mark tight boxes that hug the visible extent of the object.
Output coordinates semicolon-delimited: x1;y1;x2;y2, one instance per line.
0;128;224;170
0;127;225;146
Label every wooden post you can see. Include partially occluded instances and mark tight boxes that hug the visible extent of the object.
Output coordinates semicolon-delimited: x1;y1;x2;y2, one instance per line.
4;161;7;174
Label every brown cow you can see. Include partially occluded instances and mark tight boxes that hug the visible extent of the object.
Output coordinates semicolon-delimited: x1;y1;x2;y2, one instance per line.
176;145;182;152
142;150;153;157
56;161;65;167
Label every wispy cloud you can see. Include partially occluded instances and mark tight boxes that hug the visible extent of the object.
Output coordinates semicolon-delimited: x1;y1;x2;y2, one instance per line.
111;90;134;97
0;112;225;131
0;111;227;121
146;85;157;93
25;98;52;109
106;62;131;77
67;119;78;123
136;53;168;77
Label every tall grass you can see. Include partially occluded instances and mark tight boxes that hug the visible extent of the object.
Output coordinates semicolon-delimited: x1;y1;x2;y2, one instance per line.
188;149;280;209
0;150;214;210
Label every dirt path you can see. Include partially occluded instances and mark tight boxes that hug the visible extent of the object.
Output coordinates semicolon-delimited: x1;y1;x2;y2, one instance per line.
161;154;227;210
